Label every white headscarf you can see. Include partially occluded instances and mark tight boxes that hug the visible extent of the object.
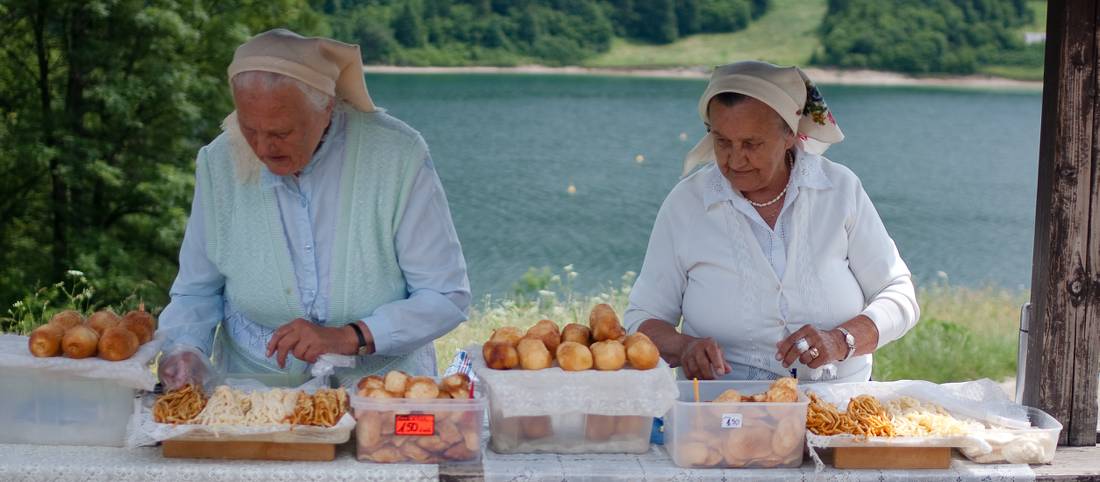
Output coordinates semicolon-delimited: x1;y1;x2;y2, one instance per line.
682;61;845;176
228;28;376;112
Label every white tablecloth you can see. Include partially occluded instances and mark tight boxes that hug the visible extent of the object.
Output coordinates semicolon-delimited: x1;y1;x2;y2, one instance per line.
0;442;1036;481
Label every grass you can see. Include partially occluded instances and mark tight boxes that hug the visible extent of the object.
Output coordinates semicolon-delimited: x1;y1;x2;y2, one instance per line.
1026;0;1047;33
583;0;825;68
872;282;1026;383
434;267;1027;384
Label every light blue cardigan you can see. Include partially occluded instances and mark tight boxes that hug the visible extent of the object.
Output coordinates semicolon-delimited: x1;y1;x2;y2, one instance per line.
196;108;429;386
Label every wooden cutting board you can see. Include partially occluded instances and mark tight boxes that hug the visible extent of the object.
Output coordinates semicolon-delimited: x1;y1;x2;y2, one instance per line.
162;440;336;461
832;446;952;469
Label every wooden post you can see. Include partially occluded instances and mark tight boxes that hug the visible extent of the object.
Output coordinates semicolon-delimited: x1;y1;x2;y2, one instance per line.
1023;0;1100;447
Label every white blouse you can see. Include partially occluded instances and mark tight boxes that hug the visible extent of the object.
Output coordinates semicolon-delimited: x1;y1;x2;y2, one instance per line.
624;152;919;383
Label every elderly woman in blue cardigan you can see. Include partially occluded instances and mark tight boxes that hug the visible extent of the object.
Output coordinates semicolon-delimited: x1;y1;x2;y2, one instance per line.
156;29;470;389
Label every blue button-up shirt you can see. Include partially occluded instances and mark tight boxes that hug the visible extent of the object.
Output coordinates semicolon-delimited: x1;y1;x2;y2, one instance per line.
159;108;471;361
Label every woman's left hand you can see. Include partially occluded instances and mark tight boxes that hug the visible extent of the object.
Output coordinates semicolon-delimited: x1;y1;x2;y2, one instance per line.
265;318;362;368
775;325;847;369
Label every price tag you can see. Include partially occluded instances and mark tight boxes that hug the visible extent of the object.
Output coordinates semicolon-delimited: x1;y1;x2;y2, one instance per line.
720;413;743;429
394;414;435;436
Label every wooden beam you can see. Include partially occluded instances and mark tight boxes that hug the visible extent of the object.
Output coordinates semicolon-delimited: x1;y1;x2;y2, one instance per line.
1024;0;1100;447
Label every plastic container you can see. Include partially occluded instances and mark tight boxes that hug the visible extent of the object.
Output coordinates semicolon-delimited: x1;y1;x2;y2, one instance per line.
489;410;653;454
664;380;808;468
960;406;1063;464
350;391;486;464
0;366;136;447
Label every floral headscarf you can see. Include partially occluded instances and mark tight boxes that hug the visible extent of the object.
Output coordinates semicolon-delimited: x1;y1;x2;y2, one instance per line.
682;61;844;176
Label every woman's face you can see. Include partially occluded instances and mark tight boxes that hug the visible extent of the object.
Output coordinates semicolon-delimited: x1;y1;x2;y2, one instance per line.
233;83;332;177
707;97;796;194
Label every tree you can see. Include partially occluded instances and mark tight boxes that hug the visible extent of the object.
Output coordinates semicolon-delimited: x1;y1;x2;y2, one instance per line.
633;0;679;44
0;0;327;310
393;1;428;48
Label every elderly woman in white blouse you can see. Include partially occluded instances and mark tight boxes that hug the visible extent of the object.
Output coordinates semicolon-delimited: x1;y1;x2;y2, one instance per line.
624;61;919;383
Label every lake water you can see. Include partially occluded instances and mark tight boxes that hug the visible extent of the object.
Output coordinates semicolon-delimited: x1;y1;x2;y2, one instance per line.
365;73;1042;297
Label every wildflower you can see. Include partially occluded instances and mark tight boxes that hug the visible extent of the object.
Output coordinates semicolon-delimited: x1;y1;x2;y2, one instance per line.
66;270;85;277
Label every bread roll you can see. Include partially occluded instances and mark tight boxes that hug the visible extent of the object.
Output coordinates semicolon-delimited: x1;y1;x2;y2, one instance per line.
723;425;772;462
441;373;470;394
86;310;121;336
614;415;649;435
765;378;798;402
524;319;561;353
555;341;593;371
482;340;519;370
364;388;394;399
364;446;402;463
383;370;410;394
488;326;523;346
588;303;624;341
590;340;626;370
443;443;476;461
97;326;139;361
678;441;710;466
560;323;591;346
28;323;65;357
62;325;99;358
356;411;384;450
400;442;432;462
772;417;803;455
626;334;660;370
120;308;156;344
713;389;742;403
517;337;552;370
623;332;652;350
585;414;616;442
416;434;450;452
49;310;84;330
405;376;440;399
357;375;385;392
520;416;553;439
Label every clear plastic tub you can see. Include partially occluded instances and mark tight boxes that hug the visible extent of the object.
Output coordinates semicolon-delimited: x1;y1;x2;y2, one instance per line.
665;380;808;468
0;366;136;447
960;406;1063;464
489;410;653;454
350;391;487;464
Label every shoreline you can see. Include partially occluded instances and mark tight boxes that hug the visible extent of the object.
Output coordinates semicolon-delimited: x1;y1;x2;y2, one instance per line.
365;65;1043;90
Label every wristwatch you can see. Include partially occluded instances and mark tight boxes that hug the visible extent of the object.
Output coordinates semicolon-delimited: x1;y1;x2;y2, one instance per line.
836;327;856;361
348;322;370;356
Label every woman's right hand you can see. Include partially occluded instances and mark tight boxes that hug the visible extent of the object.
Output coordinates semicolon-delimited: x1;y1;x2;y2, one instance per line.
639;318;732;379
678;336;732;380
158;345;212;391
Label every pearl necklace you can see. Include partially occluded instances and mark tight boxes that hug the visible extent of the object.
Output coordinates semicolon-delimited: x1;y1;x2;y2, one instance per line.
746;185;788;208
745;152;795;208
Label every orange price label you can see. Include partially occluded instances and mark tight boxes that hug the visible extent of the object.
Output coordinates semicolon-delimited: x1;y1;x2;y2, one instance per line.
394;414;435;436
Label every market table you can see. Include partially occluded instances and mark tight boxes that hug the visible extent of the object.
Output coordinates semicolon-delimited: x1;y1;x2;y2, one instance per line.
0;441;1048;482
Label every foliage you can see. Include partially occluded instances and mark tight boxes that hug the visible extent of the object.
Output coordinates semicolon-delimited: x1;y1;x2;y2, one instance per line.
872;281;1025;382
814;0;1037;74
0;1;328;310
587;0;822;68
323;0;769;66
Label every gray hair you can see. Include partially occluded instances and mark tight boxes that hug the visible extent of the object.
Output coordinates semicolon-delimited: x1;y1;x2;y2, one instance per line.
230;70;333;112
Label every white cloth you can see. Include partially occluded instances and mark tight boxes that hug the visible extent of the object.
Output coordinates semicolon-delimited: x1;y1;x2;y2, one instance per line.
624;151;919;382
683;61;845;176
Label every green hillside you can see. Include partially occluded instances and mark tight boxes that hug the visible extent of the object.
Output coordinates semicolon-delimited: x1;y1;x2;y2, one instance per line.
585;0;823;68
586;0;1044;80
